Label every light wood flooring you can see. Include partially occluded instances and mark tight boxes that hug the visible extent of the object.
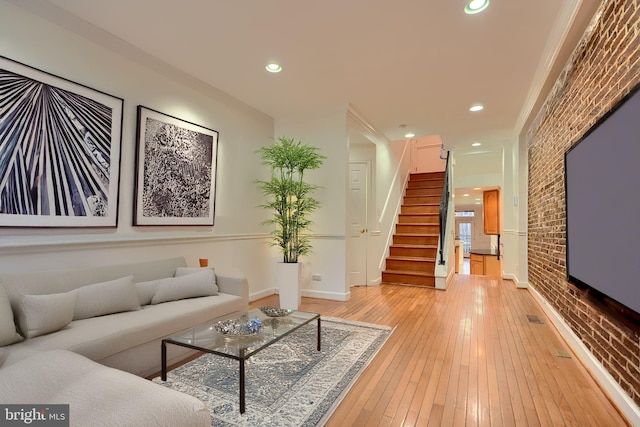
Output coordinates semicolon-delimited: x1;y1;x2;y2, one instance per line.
251;274;629;426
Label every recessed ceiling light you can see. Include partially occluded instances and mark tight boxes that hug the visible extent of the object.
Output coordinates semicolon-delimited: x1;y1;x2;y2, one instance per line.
473;187;481;190
463;193;470;197
472;142;482;147
265;62;282;73
465;0;490;14
404;133;415;138
469;104;484;112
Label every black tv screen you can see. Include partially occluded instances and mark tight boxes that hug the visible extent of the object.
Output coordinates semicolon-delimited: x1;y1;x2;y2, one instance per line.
565;84;640;316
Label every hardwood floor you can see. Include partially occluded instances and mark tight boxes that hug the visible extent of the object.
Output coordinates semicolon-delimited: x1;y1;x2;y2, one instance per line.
251;274;630;426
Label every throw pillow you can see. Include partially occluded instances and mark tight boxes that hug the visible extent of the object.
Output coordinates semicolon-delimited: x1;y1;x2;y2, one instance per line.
18;290;77;339
0;285;22;346
174;266;218;294
151;269;217;305
135;279;160;306
73;276;140;320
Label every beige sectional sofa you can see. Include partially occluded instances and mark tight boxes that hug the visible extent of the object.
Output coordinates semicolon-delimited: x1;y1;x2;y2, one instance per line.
0;256;250;426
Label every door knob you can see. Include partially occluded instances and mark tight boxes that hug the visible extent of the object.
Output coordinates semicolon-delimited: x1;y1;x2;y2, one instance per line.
360;228;367;233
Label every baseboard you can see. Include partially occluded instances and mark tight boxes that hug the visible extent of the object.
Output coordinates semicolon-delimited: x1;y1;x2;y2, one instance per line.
503;273;528;288
251;288;352;302
249;288;277;302
302;289;351;301
435;267;454;290
528;285;640;426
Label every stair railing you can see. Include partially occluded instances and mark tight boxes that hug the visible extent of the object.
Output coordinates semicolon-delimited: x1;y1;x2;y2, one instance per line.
438;149;450;265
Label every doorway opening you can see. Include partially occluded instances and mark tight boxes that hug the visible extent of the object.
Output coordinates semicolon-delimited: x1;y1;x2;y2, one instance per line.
458;222;471;257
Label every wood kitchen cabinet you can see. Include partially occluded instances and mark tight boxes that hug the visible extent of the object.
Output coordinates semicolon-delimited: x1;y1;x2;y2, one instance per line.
470;251;501;277
483;189;500;235
470;253;485;275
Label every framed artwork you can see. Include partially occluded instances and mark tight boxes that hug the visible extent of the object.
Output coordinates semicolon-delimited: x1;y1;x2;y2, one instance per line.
0;56;123;227
133;106;218;226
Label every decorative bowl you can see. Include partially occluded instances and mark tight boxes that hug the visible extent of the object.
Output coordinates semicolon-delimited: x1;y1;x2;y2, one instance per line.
259;306;294;317
215;316;262;336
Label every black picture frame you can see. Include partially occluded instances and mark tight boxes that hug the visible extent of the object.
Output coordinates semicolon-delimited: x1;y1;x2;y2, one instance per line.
133;106;218;226
0;56;124;227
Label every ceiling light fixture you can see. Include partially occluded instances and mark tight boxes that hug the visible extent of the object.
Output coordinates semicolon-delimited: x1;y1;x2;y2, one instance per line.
265;62;282;73
465;0;490;14
472;142;482;147
469;104;484;112
404;133;415;138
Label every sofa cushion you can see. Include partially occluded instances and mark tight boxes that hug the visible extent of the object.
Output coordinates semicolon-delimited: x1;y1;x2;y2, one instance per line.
18;291;77;338
151;269;217;304
74;275;140;320
135;279;160;306
0;293;244;367
0;257;188;311
0;349;211;427
175;266;219;294
0;285;22;347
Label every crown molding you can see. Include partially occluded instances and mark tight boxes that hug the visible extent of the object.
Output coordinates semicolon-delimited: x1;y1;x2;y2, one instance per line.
347;105;390;144
513;0;584;139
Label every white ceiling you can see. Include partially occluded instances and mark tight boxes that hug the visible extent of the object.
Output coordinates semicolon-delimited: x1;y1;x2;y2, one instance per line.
32;0;600;152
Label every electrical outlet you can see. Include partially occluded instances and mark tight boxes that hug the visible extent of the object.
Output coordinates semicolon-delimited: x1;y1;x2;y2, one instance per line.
312;274;322;281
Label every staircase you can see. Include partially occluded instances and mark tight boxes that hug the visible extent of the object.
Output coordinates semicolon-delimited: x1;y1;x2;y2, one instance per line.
381;171;445;287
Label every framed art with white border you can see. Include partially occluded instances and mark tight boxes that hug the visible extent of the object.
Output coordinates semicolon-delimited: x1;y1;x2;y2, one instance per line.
0;56;123;227
133;106;218;226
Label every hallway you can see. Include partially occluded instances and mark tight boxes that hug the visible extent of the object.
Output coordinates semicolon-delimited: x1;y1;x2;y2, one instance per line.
253;275;629;426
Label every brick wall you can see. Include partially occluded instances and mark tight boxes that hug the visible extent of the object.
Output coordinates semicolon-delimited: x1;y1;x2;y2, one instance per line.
526;0;640;407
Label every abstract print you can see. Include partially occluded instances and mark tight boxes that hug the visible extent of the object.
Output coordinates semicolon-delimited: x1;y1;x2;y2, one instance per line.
134;107;218;226
0;58;122;227
141;118;213;218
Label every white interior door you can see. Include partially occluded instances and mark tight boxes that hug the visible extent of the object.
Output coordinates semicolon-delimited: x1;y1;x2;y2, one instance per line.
348;162;368;287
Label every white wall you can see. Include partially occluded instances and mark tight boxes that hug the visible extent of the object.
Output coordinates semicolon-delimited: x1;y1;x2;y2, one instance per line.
274;106;349;300
0;1;277;300
373;138;412;277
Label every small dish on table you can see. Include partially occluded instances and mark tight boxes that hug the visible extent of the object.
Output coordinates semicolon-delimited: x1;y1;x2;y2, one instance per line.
259;306;294;317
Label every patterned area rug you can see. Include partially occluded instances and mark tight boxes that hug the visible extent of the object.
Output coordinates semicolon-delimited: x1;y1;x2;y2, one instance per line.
153;317;393;426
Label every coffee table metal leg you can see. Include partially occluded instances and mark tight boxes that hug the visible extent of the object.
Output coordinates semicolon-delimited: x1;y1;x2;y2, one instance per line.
239;359;245;413
317;318;321;351
161;340;167;381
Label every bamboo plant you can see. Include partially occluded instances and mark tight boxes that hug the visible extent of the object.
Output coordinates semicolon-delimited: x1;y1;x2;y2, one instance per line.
256;136;325;263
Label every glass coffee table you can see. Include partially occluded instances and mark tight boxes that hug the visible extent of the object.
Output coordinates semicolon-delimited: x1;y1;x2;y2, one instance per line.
161;308;320;413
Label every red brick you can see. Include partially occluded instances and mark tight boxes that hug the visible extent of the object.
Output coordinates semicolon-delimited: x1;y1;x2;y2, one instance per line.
527;0;640;406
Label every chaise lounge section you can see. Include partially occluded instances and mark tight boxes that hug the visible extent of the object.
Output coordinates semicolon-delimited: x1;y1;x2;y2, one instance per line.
0;256;250;426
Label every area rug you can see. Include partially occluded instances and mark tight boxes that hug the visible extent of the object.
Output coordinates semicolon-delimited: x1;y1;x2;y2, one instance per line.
153;317;393;426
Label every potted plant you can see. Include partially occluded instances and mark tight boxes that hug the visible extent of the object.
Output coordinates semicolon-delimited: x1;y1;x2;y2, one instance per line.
256;136;325;308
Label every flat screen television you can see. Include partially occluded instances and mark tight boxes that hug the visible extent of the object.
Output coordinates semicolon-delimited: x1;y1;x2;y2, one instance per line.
565;83;640;317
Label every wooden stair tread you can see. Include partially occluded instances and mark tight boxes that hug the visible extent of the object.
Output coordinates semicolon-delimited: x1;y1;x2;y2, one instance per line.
390;244;438;248
383;269;436;277
399;212;439;216
387;255;436;261
393;233;439;237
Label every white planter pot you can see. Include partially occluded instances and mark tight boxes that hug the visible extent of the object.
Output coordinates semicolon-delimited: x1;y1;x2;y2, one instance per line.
275;262;303;310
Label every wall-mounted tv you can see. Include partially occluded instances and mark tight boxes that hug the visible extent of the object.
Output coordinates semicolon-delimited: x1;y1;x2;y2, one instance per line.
565;83;640;317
